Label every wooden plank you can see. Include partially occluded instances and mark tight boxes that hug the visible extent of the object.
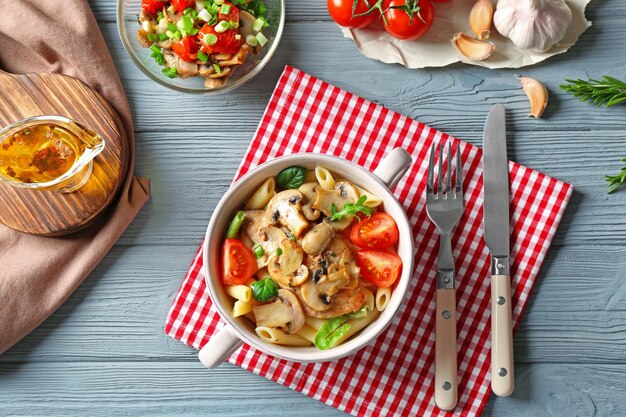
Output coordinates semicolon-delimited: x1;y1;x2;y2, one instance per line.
98;20;626;134
0;361;623;417
90;0;626;23
3;245;626;363
115;129;626;246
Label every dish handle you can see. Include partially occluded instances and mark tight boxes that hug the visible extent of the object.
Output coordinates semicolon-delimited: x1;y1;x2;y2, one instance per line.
198;324;244;368
372;148;413;189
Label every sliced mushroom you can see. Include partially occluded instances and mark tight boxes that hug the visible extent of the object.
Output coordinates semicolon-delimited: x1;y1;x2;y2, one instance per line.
298;182;321;221
239;11;258;37
242;210;270;243
217;45;250;66
136;29;152;48
306;235;359;287
157;39;174;49
208;67;231;79
252;289;305;334
288;265;310;286
301;221;335;255
299;270;350;312
298;286;366;319
312;181;359;230
204;77;227;89
198;64;215;77
265;190;309;238
268;239;304;285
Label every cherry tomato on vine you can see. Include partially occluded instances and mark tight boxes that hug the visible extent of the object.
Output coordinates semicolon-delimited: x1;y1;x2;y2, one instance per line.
328;0;378;29
382;0;434;40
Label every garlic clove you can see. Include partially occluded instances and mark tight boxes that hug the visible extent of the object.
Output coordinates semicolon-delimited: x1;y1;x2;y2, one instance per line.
451;32;495;61
469;0;493;41
516;75;548;118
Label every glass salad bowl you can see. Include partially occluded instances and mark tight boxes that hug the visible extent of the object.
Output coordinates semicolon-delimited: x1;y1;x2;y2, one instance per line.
116;0;285;94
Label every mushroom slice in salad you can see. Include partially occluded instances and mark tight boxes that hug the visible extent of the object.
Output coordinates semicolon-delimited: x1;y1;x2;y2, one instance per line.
252;289;305;334
312;181;360;230
268;239;304;285
298;182;322;221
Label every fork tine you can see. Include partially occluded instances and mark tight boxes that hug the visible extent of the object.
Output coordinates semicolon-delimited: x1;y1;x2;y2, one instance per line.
446;142;452;193
437;144;444;194
456;142;463;193
427;143;435;193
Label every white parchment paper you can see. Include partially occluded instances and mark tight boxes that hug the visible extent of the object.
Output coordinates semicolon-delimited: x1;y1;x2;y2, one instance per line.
341;0;592;69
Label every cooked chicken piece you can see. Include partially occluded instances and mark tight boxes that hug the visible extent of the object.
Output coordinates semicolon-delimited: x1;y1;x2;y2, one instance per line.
297;286;366;319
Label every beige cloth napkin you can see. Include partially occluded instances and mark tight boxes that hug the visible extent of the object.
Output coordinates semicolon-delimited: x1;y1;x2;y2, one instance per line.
0;1;150;354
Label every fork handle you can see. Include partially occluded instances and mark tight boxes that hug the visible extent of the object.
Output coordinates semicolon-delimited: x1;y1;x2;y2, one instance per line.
435;288;458;411
491;274;514;397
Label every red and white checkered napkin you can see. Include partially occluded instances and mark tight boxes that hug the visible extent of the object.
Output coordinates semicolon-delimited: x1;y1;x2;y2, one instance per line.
165;66;573;417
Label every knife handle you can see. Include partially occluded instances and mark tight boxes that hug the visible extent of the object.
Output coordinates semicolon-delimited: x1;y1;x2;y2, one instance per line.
435;288;458;411
491;274;514;397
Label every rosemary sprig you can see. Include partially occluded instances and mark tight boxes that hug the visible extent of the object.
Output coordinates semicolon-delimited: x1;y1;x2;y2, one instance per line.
606;158;626;194
560;76;626;108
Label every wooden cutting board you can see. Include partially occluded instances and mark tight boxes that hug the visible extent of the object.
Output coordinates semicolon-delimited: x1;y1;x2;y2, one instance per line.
0;70;128;236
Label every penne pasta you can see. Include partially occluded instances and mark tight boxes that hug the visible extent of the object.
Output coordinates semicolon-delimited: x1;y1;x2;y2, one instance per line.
245;177;276;210
335;309;380;346
363;288;375;313
295;324;318;343
226;285;252;302
315;166;335;190
354;184;384;207
375;287;392;312
305;316;326;331
256;327;312;346
233;300;252;317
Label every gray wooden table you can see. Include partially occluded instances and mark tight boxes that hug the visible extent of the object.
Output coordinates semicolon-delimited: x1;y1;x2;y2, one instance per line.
2;0;626;416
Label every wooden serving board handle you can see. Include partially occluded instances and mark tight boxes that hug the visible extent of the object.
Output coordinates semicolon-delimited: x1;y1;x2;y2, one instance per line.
0;70;128;236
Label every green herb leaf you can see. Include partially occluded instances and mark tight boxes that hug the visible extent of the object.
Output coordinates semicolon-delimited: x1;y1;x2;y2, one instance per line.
329;195;373;221
251;278;278;302
606;158;626;194
226;211;246;239
276;247;283;257
253;244;264;259
276;166;307;190
314;316;351;350
150;45;165;65
560;76;626;108
162;67;178;78
314;304;371;350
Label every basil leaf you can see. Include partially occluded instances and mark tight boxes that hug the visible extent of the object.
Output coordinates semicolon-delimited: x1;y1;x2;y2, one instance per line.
251;277;278;302
276;166;307;190
314;317;351;350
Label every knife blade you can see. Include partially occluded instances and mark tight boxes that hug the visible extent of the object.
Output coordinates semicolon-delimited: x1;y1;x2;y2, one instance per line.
482;104;514;397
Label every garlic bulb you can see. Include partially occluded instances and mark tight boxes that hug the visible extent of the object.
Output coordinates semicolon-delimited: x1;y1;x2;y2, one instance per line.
493;0;572;53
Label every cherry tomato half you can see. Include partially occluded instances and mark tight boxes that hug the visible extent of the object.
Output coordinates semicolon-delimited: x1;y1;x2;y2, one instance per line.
356;250;403;288
327;0;378;29
350;213;399;249
382;0;434;40
198;24;243;55
218;1;240;23
171;0;196;13
222;238;257;285
172;36;199;62
141;0;166;15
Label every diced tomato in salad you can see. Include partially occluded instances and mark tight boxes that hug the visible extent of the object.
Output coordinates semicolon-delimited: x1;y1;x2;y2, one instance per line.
141;0;166;15
198;24;243;55
171;0;196;13
218;1;240;23
172;36;199;62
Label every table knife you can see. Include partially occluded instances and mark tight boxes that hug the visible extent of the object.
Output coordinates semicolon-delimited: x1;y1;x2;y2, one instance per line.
482;104;514;397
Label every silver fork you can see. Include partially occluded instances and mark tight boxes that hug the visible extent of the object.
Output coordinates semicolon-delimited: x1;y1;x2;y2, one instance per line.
425;142;464;412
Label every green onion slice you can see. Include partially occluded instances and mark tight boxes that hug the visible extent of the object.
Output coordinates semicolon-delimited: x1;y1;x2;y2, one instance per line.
204;33;218;45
